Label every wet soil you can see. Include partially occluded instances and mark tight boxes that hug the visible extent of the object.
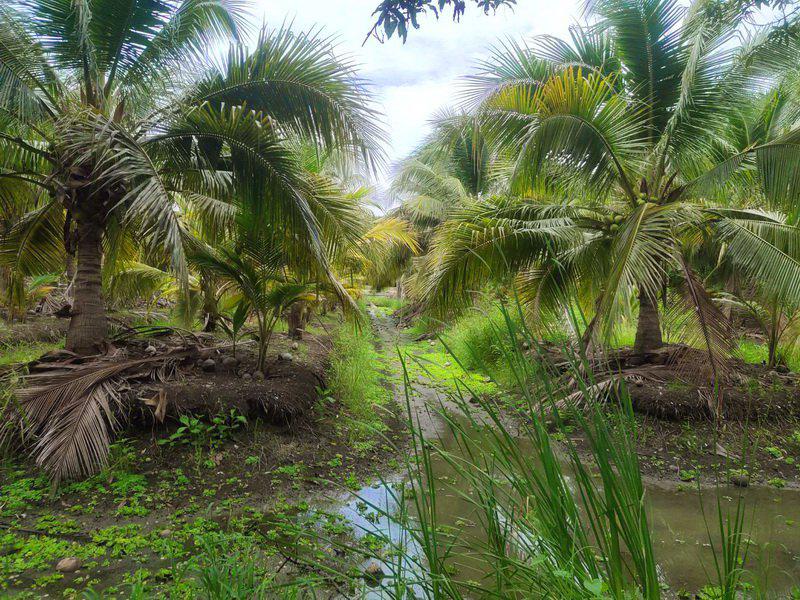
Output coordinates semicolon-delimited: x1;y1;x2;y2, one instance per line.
0;314;408;597
573;357;800;488
5;307;800;596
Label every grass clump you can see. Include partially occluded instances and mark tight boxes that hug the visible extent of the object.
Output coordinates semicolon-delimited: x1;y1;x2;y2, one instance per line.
327;322;390;447
363;294;404;311
439;301;521;387
346;302;759;600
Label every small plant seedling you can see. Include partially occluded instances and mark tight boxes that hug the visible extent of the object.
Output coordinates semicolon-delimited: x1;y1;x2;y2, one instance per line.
219;299;250;358
158;411;247;470
766;446;783;459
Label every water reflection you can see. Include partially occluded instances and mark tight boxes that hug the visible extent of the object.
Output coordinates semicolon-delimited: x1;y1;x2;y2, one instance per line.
339;410;800;597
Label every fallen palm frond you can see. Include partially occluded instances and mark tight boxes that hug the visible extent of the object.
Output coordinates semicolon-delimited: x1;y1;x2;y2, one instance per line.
671;257;735;416
2;346;201;485
550;364;671;415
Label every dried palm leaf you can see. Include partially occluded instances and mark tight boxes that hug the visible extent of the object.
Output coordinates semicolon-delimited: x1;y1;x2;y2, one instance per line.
671;256;734;415
9;348;198;485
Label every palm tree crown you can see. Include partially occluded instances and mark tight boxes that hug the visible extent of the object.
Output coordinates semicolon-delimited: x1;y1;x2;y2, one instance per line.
0;1;383;354
419;0;800;404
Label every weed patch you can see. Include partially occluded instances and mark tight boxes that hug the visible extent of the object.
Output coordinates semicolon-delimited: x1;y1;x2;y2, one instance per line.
327;323;390;448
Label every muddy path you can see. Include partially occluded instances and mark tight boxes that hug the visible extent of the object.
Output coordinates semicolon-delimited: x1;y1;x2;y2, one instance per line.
367;307;522;438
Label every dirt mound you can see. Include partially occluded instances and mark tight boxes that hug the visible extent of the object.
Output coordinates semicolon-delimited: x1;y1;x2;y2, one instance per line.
547;344;800;422
611;346;800;422
160;359;323;426
0;317;67;346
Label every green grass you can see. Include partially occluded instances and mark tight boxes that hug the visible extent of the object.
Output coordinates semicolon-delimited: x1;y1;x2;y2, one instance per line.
327;323;390;447
399;338;498;397
0;339;64;367
609;321;637;349
735;339;800;371
362;294;404;311
405;314;441;338
736;340;770;366
436;302;522;388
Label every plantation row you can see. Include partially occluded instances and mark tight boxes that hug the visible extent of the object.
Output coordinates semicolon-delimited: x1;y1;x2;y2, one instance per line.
3;0;800;597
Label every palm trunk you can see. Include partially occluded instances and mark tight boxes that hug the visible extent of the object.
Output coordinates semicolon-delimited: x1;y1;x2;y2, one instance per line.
257;315;277;374
201;274;218;332
66;218;107;354
288;301;304;340
633;290;663;355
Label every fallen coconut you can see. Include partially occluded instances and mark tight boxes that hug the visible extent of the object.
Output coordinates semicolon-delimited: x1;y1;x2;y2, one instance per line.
56;557;81;573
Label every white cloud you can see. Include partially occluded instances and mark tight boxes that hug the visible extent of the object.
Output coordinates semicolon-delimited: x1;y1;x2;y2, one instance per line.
249;0;581;196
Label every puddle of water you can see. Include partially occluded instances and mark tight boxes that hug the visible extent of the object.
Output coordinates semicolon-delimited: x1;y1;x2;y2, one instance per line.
339;410;800;597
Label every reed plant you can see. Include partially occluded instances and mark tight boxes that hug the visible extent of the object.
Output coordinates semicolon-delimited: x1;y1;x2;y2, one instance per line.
351;301;759;599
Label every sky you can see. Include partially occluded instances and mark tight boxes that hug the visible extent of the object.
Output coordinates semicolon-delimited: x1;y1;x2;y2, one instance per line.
251;0;581;203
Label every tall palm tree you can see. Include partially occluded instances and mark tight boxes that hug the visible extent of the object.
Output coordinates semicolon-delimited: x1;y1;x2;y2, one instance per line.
422;0;800;373
0;2;382;354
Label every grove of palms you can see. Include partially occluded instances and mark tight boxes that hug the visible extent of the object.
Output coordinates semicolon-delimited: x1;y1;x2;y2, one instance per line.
5;1;800;597
0;1;381;355
409;0;800;391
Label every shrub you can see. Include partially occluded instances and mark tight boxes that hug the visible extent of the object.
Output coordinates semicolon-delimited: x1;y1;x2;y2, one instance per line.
442;301;521;386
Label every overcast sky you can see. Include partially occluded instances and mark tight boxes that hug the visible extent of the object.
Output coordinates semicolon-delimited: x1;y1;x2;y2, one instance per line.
250;0;581;199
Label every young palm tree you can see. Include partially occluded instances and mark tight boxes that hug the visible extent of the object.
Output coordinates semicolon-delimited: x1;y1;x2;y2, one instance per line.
0;2;381;354
191;239;308;374
422;0;800;375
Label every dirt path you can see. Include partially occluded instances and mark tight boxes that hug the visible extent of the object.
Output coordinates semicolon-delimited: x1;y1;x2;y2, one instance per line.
367;307;522;439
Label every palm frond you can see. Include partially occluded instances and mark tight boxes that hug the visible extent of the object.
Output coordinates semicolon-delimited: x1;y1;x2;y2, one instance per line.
11;350;193;484
533;25;621;79
18;0;97;89
0;4;61;120
55;109;189;289
462;37;553;109
517;68;648;198
364;217;420;253
422;198;584;311
672;255;733;408
187;26;385;171
106;260;175;306
712;210;800;303
101;0;245;94
589;203;675;341
0;198;64;275
585;0;687;135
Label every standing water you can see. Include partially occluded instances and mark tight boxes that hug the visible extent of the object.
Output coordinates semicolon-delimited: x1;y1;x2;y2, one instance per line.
340;408;800;596
334;312;800;597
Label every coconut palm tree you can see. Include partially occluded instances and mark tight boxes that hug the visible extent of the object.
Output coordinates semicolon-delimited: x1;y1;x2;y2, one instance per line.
0;2;382;355
376;110;499;296
421;0;800;376
391;109;497;235
191;239;309;375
